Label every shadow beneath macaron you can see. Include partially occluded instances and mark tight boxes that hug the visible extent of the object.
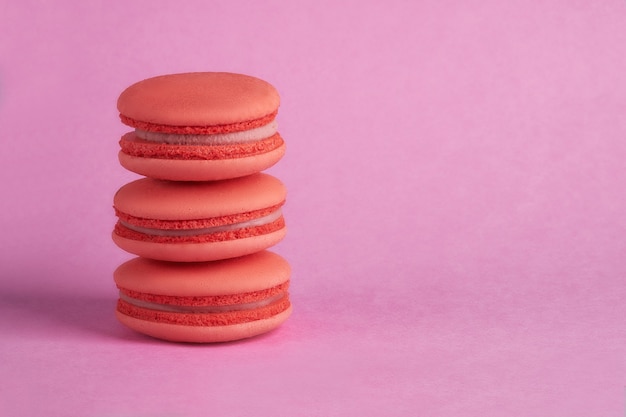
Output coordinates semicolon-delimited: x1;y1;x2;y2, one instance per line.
0;287;136;341
0;286;291;346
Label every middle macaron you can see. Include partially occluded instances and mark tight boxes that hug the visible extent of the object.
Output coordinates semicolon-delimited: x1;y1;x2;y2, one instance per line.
112;173;287;262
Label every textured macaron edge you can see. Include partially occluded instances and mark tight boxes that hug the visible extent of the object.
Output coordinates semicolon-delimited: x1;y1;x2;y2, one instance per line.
115;203;283;231
113;215;285;244
118;132;284;160
119;281;289;307
115;305;292;343
117;143;286;181
116;295;291;326
111;227;287;262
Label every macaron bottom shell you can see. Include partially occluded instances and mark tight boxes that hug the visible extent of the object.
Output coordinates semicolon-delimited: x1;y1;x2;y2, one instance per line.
111;227;286;262
115;305;292;343
118;142;286;181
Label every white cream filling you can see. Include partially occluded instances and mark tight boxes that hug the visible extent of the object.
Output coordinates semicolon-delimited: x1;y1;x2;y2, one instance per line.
135;120;278;145
120;292;284;313
121;209;282;237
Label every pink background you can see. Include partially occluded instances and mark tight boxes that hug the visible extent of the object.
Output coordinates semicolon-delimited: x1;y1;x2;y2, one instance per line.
1;1;625;415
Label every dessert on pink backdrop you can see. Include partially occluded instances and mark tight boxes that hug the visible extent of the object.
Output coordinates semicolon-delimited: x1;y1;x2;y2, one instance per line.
1;1;625;416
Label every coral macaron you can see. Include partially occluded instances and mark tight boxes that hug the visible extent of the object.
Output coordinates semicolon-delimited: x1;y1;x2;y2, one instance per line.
114;251;292;343
112;173;287;262
117;72;285;181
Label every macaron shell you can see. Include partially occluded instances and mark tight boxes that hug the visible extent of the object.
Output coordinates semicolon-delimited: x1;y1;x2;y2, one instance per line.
113;173;286;221
114;251;291;296
117;142;286;181
115;305;292;343
117;72;280;128
111;227;286;262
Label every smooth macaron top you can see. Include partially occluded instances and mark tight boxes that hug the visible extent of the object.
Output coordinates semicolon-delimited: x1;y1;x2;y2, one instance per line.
113;173;286;221
114;251;290;297
117;72;280;129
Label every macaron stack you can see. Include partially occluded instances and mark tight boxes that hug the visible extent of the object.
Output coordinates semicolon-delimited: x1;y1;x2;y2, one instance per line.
111;72;292;343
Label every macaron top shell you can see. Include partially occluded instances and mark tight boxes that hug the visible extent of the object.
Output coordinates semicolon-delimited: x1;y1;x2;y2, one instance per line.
114;251;290;297
113;173;286;221
117;72;280;129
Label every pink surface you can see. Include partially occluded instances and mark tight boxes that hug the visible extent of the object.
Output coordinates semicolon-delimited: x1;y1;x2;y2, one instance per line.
1;0;625;416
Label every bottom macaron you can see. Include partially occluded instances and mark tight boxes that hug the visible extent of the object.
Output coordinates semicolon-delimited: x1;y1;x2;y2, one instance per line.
113;251;292;343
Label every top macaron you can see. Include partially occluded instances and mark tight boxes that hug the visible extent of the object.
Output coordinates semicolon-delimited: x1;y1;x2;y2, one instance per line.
117;72;285;181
